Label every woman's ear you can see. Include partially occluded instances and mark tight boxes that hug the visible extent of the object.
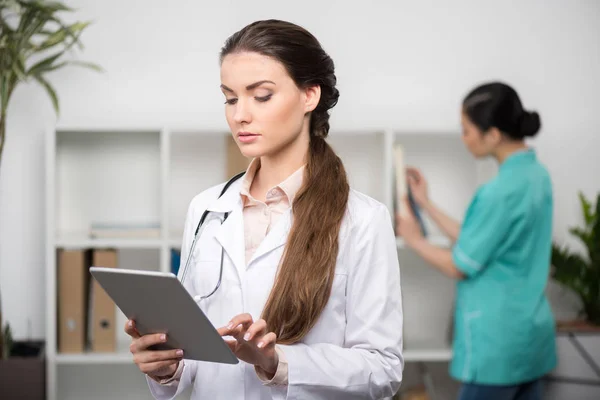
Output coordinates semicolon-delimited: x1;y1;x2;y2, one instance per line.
485;127;503;146
304;85;321;113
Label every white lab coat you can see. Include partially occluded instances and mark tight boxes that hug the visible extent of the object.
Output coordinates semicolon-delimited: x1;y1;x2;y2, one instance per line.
147;177;404;400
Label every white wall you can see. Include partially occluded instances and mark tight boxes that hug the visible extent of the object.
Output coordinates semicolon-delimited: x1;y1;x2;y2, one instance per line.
0;0;598;351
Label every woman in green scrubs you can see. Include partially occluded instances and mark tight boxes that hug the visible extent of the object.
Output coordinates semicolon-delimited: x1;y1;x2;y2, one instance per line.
398;82;557;400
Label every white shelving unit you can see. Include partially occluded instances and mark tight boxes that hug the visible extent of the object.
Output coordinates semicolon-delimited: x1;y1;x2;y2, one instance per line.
45;127;497;400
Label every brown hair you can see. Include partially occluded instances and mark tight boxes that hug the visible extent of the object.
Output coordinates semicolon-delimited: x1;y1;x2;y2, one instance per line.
221;20;350;344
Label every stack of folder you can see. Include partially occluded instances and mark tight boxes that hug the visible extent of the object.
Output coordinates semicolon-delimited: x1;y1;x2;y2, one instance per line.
57;249;117;353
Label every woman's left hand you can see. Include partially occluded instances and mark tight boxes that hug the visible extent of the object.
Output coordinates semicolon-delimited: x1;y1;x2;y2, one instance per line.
218;314;279;376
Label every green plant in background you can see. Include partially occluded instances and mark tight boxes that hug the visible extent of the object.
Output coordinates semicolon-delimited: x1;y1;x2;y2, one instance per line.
0;0;101;359
0;291;4;358
2;322;13;359
551;192;600;326
0;286;12;359
0;0;102;168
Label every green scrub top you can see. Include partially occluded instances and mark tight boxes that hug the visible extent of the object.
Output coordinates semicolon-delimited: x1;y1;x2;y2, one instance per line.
450;148;557;385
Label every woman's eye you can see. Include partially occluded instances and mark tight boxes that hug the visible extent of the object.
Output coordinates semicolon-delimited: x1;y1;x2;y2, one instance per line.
255;94;272;103
225;98;238;105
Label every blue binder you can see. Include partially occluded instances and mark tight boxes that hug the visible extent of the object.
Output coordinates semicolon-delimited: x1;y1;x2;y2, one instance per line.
171;248;181;276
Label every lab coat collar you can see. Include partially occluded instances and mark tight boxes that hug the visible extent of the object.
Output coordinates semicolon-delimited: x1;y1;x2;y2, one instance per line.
206;175;245;214
205;177;246;278
204;173;290;273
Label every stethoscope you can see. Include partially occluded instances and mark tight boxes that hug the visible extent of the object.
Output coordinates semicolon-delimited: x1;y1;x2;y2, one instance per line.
179;171;245;301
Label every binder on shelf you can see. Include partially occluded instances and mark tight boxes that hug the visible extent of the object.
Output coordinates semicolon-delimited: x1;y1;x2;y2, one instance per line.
57;249;91;353
407;185;427;237
88;249;118;352
393;143;427;237
171;248;181;276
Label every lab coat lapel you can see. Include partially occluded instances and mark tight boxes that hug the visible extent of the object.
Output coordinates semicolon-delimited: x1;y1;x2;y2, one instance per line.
206;180;246;282
248;209;291;266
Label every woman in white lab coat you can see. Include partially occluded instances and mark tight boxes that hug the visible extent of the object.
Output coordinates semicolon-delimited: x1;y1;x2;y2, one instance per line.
125;19;404;400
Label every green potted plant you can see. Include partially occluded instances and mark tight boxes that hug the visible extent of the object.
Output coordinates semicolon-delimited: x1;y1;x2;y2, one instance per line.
0;1;100;397
0;0;102;168
551;191;600;329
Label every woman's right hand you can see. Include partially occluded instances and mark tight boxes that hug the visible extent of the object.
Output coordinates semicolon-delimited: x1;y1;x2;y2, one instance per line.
125;319;183;380
406;167;429;207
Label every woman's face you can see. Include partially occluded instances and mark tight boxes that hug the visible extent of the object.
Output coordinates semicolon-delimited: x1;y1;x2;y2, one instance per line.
460;111;500;158
220;51;319;160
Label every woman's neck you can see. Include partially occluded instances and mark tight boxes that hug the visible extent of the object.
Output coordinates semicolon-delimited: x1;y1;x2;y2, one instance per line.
250;134;309;201
493;141;528;163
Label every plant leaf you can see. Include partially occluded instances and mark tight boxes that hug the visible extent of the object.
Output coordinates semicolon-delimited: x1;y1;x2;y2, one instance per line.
16;2;38;33
26;59;102;75
46;17;85;51
0;73;9;112
37;21;90;52
0;70;15;111
16;7;48;51
569;227;592;250
551;243;590;300
33;74;59;115
26;51;63;75
591;193;600;266
11;54;27;81
40;2;74;12
554;191;600;324
11;63;26;81
1;0;100;119
67;60;103;72
579;192;594;226
36;27;69;50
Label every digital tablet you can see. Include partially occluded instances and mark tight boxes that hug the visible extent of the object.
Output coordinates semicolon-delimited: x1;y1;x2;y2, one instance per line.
89;267;238;365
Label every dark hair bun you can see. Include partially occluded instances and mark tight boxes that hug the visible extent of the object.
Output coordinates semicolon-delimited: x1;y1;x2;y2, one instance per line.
463;82;542;140
519;111;541;138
